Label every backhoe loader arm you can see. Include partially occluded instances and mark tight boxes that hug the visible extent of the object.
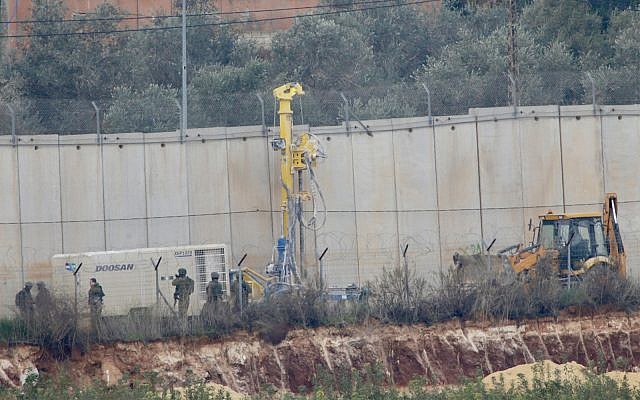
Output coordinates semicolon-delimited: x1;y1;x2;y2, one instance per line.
241;267;277;299
603;192;626;276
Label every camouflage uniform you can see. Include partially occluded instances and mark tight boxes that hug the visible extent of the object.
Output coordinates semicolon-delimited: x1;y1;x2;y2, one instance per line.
88;279;105;323
201;272;223;323
172;268;194;318
206;273;223;303
35;282;53;322
15;282;35;320
229;273;251;311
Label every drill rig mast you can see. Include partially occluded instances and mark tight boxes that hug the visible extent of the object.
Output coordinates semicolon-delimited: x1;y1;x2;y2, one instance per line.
266;83;325;287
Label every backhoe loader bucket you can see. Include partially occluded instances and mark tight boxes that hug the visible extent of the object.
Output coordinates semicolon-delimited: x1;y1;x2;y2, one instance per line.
452;253;515;284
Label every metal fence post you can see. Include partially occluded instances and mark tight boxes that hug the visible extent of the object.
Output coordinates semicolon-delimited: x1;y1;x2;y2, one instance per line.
72;263;83;345
340;92;350;136
91;101;101;144
402;244;410;307
174;99;183;142
421;83;433;125
256;93;266;136
586;72;597;114
318;247;328;290
508;72;518;115
6;104;16;146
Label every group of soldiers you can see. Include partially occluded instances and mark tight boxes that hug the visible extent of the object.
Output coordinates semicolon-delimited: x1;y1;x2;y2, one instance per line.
15;278;105;329
172;268;251;321
14;268;249;324
14;281;53;321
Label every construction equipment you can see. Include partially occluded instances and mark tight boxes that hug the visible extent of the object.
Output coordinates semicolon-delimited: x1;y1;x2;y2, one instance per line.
51;244;230;316
454;193;626;282
239;83;327;299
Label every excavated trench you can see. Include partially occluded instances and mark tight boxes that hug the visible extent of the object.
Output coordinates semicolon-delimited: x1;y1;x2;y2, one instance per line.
2;312;640;394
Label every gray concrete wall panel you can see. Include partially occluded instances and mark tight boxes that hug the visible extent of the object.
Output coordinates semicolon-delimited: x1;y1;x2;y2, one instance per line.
17;138;61;223
0;224;22;317
355;212;399;283
106;219;147;250
102;134;146;220
315;211;359;287
21;222;62;282
147;216;189;248
227;137;271;212
518;108;564;207
226;125;265;140
267;135;281;215
59;141;104;222
189;215;232;246
397;211;440;278
434;120;480;211
0;146;19;223
618;202;640;278
477;118;523;209
144;136;189;218
601;109;640;201
438;210;482;268
565;204;602;215
353;131;396;211
312;133;356;212
62;221;106;254
187;138;230;215
230;212;273;269
187;126;227;141
560;106;604;205
392;127;438;211
297;211;322;279
481;208;525;251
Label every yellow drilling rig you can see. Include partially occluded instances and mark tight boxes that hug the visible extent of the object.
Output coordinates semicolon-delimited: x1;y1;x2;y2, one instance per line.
235;83;327;299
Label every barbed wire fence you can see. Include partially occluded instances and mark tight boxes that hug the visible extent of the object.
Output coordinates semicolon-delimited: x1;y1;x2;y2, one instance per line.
1;70;640;139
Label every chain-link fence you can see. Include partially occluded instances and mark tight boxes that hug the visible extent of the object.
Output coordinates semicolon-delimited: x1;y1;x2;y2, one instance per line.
2;70;639;137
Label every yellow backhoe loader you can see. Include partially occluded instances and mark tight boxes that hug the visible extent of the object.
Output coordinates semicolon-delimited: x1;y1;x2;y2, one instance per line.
454;193;626;283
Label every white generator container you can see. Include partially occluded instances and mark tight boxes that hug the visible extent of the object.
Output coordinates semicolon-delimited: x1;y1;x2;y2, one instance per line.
51;244;229;316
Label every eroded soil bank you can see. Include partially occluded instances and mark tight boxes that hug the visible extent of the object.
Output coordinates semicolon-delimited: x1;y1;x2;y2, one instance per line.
2;312;640;394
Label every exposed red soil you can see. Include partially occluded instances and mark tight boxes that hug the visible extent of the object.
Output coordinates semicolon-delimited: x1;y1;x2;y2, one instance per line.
2;311;639;394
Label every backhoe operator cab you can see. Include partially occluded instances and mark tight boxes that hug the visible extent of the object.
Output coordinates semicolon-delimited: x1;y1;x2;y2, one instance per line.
537;215;610;272
515;193;626;278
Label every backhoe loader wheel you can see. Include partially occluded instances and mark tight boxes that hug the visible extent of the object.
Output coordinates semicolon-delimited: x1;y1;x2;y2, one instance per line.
581;262;619;306
586;262;614;277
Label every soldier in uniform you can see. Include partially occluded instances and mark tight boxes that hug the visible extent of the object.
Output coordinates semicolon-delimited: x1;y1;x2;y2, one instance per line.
88;278;105;331
229;270;251;311
172;268;194;318
201;272;223;324
34;281;53;323
206;272;223;304
15;282;35;321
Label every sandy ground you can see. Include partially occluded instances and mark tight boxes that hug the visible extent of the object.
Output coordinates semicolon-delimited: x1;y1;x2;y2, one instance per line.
483;360;640;391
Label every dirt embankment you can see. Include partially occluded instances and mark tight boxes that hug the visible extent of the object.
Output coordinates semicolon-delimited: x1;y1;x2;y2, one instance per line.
2;312;640;394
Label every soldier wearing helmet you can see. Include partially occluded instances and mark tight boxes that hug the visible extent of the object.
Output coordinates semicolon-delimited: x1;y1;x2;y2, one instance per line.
88;277;105;332
201;271;224;324
206;272;223;303
35;281;53;321
229;270;251;311
15;282;35;320
172;267;194;318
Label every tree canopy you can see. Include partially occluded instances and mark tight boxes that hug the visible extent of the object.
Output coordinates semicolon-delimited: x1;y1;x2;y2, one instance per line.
2;0;640;131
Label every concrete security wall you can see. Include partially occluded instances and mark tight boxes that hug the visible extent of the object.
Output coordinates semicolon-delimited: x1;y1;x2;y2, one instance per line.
1;104;640;316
